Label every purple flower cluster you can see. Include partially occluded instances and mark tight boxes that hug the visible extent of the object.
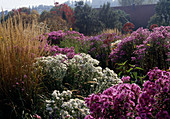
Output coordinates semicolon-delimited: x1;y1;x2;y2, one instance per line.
109;27;150;63
43;43;76;58
85;67;170;119
47;30;85;45
48;30;67;45
137;67;170;118
49;45;76;58
121;76;130;83
109;26;170;72
88;33;121;68
85;83;141;119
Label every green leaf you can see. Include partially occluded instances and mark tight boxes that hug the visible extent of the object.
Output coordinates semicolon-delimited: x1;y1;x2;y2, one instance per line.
139;77;143;84
135;67;144;70
118;71;122;76
129;64;135;67
130;74;134;78
133;72;138;80
116;66;123;70
127;68;133;73
117;60;128;66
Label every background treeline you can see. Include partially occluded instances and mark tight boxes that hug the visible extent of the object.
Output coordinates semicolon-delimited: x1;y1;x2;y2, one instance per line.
1;0;169;35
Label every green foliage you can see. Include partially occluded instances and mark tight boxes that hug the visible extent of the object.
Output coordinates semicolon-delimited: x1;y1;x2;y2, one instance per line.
116;60;146;86
99;3;129;31
75;4;104;35
148;0;170;26
74;3;130;35
60;37;90;54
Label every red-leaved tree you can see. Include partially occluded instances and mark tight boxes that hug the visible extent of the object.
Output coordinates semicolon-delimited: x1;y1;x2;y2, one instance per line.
50;4;75;28
123;22;135;33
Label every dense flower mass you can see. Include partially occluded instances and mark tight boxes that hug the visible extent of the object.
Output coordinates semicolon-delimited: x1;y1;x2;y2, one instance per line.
34;53;122;96
88;33;122;68
136;67;170;119
85;83;141;118
109;26;170;72
85;67;170;119
1;3;170;119
47;30;85;45
45;90;90;119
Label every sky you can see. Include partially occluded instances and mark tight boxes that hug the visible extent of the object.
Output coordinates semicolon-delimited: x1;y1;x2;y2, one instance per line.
0;0;70;11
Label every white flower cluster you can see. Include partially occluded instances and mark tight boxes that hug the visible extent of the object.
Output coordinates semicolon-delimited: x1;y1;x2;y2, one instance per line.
45;90;89;119
34;54;68;80
69;53;99;70
61;98;90;118
94;67;122;93
34;53;122;94
52;90;72;100
45;90;72;115
69;53;122;89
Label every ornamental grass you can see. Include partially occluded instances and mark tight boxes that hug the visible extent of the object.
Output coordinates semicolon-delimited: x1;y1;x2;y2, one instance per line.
0;15;48;118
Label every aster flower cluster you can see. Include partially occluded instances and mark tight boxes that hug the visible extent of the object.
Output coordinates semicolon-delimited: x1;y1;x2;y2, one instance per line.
49;45;76;58
109;27;150;63
85;83;141;119
65;53;122;96
47;30;85;45
34;54;68;80
133;26;170;70
48;30;67;45
136;67;170;118
88;33;121;68
109;26;170;73
45;90;89;119
85;67;170;119
34;53;122;96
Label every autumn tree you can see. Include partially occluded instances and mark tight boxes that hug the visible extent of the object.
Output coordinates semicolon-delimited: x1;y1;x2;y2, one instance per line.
50;4;75;28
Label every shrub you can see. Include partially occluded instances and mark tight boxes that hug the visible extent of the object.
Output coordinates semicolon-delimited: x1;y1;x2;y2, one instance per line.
133;26;170;71
109;26;169;74
39;11;69;32
122;22;135;33
88;33;122;68
34;53;122;97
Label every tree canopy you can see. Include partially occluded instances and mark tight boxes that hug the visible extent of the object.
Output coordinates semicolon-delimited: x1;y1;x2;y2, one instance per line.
148;0;170;27
74;2;130;35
